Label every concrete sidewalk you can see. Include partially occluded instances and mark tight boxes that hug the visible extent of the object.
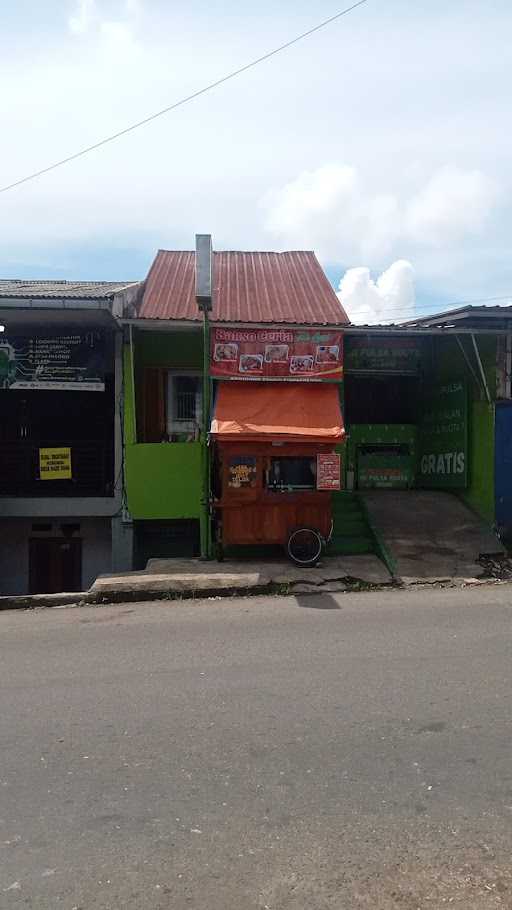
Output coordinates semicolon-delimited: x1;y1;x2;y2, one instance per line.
88;553;392;602
362;490;504;583
0;554;392;610
1;540;497;611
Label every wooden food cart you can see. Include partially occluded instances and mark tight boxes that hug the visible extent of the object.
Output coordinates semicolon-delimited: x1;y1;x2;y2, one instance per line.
210;382;344;565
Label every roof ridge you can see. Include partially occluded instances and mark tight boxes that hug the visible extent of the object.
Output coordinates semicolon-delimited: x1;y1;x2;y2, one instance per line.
0;278;136;285
155;249;317;256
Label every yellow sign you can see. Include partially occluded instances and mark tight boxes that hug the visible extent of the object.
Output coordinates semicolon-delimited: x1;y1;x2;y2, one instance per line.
39;447;72;480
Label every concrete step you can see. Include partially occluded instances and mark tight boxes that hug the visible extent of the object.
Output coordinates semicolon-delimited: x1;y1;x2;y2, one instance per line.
332;517;368;534
328;536;374;556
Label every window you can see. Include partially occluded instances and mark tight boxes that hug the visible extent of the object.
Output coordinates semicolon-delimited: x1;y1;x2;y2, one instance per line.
174;377;198;420
140;369;202;442
167;374;202;441
266;457;316;491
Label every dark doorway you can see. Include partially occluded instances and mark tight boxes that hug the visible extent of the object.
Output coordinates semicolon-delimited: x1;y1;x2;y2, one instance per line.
29;537;82;594
344;374;420;424
134;520;200;568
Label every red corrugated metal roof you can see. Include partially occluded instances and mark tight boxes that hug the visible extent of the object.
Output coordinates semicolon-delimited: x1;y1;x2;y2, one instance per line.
139;250;349;325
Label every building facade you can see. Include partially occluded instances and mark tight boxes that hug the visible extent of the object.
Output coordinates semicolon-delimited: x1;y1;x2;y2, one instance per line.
0;279;141;594
119;250;510;572
343;311;508;530
1;258;510;594
120;247;349;567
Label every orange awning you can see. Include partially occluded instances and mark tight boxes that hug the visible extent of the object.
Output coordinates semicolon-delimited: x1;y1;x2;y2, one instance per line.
211;382;344;443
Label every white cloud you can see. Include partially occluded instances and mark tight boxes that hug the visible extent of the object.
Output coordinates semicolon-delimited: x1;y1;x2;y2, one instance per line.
100;20;138;56
265;165;357;231
264;163;499;263
405;166;498;246
68;0;97;34
338;260;416;325
68;0;140;52
263;164;400;262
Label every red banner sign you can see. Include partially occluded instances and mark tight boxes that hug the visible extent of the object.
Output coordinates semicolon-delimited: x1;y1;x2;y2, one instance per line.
211;328;343;380
316;453;342;490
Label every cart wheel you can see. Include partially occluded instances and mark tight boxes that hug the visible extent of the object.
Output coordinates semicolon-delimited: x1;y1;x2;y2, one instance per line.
287;527;323;567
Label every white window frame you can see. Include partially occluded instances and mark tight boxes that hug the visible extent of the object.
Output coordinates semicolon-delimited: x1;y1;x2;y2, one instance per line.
166;371;202;440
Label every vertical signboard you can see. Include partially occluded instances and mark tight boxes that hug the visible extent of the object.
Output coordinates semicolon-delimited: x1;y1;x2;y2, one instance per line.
316;453;342;490
418;381;468;488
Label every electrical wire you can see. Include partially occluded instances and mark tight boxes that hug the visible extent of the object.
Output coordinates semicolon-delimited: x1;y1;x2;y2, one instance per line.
0;0;370;195
340;293;512;322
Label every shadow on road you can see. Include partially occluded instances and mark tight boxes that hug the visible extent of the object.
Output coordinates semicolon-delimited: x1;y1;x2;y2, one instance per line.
294;593;341;610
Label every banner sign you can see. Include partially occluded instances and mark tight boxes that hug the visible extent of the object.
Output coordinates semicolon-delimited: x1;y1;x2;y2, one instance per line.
345;336;422;374
228;456;257;489
39;447;72;480
0;331;105;391
358;458;414;489
316;453;341;490
211;328;343;380
418;381;468;488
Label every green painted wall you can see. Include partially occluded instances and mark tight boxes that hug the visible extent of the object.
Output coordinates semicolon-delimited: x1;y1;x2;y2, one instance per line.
345;424;416;490
464;401;495;523
136;331;203;369
123;332;203;520
347;424;416;460
427;335;497;522
429;335;496;396
125;443;202;519
123;343;136;446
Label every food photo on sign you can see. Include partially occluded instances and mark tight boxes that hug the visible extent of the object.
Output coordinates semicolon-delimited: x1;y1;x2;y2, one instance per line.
316;345;339;364
290;355;314;373
265;344;289;363
214;343;238;362
239;354;264;373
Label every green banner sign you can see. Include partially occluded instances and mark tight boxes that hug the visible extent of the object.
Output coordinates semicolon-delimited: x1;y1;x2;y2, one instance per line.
345;336;422;374
418;381;468;488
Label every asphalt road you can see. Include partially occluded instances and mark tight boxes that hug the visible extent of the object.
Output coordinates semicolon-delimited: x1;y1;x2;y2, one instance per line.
1;585;512;910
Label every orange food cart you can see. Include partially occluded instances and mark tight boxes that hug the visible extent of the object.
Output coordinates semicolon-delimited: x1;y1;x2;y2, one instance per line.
210;382;344;565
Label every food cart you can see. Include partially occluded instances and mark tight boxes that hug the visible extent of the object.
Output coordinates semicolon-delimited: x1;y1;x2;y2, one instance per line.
210;381;344;565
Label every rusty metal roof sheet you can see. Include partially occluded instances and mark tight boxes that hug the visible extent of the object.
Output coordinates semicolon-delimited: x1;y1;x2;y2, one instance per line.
0;279;137;300
139;250;349;325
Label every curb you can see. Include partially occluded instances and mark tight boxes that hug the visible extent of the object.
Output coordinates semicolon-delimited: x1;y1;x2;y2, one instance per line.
5;571;501;612
0;577;396;611
0;591;91;611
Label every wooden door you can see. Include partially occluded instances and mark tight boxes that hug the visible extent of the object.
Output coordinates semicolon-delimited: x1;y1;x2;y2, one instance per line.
29;538;82;594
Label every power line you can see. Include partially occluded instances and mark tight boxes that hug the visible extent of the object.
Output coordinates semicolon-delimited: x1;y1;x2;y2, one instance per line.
0;0;370;196
340;293;512;320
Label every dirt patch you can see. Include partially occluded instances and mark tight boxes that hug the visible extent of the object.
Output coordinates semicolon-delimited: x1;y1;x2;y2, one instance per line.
479;555;512;581
259;843;512;909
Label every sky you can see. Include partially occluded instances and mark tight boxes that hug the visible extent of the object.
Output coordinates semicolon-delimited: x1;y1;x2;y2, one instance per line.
0;0;511;323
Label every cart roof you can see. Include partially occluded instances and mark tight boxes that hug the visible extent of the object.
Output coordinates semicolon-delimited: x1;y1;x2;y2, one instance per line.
211;382;344;444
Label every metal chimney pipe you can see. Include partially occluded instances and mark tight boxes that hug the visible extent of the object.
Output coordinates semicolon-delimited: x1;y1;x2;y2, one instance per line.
195;234;212;311
195;233;213;559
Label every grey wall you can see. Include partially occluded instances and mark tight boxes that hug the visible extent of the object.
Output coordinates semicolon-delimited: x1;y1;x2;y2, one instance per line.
0;520;29;596
0;519;112;595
